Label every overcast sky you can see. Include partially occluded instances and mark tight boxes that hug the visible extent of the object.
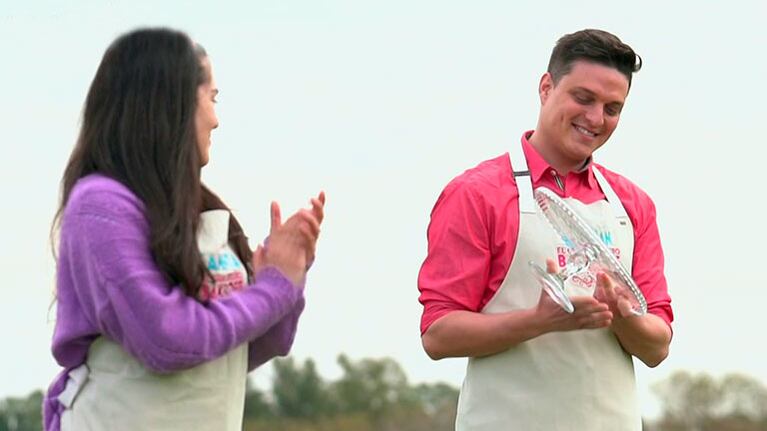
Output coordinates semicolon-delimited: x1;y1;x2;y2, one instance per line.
1;0;765;419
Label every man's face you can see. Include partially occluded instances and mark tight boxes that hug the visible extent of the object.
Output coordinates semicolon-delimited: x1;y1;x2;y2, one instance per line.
537;61;630;168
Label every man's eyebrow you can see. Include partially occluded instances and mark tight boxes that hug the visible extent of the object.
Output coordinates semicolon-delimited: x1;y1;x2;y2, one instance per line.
571;87;595;95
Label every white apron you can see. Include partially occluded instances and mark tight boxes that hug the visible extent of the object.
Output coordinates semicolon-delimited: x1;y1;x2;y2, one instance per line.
59;210;249;431
455;144;640;431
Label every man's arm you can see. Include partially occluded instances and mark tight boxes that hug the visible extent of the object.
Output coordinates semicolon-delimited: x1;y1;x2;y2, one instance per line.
419;178;616;359
423;264;614;360
596;272;672;367
422;309;541;360
597;179;673;367
611;314;671;367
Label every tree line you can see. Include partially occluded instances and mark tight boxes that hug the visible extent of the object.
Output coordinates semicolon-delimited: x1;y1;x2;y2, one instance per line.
241;354;458;430
2;356;766;431
646;370;767;431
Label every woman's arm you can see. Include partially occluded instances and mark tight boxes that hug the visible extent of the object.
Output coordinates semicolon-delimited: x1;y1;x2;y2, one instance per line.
56;186;302;373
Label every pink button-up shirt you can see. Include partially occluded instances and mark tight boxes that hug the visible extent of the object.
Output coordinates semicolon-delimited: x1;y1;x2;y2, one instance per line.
418;131;673;334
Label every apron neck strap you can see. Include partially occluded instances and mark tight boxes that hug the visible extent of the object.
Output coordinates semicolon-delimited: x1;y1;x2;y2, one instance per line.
592;167;628;218
510;142;628;218
509;142;536;214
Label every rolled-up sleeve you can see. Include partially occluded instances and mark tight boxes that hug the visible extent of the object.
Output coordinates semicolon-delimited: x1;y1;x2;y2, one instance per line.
418;182;491;334
631;196;674;327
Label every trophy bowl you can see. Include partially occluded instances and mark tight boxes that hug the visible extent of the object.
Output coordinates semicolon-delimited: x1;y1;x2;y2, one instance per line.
528;187;647;316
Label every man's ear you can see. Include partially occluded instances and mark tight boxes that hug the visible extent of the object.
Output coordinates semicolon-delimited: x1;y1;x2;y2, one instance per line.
539;72;554;104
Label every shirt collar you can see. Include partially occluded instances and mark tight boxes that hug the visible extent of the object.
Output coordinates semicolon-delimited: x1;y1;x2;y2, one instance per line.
520;130;599;189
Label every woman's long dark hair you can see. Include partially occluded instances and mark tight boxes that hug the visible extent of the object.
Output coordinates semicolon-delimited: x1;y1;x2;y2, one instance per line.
53;28;252;298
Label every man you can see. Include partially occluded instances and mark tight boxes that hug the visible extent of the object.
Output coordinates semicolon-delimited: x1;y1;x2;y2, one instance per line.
418;29;673;430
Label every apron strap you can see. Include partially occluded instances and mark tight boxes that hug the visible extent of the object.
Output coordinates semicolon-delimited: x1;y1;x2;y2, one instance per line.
511;141;628;219
509;143;536;214
57;364;89;408
592;167;629;219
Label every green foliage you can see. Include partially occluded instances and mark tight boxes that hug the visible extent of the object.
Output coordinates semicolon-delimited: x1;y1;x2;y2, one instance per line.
0;390;43;431
244;414;374;431
11;363;767;431
332;354;412;418
271;357;336;419
407;381;460;416
244;378;275;420
650;371;767;431
245;354;459;431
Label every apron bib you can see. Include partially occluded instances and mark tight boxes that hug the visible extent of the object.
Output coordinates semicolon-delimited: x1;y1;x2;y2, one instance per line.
60;210;249;431
455;145;640;431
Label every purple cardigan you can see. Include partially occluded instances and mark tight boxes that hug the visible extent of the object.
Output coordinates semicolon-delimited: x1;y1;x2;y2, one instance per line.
44;174;305;431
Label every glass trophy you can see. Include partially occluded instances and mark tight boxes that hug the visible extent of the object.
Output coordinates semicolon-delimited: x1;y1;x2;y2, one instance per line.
528;187;647;316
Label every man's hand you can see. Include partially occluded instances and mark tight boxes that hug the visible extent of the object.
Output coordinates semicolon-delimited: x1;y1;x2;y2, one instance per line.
592;270;672;367
533;259;613;333
422;259;619;360
594;271;635;318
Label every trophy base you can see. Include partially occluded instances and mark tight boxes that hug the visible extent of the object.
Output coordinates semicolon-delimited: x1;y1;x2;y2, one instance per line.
533;187;648;315
529;262;575;314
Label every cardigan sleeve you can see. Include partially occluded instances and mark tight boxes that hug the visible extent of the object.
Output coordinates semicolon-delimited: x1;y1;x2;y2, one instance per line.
55;181;302;373
247;295;305;371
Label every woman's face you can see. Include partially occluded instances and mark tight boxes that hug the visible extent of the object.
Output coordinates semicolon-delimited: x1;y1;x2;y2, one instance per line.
195;57;219;167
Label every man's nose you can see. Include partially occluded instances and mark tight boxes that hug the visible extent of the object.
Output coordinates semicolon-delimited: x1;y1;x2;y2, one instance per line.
584;105;605;128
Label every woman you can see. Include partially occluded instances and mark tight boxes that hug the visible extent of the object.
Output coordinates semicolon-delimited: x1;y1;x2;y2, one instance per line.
44;28;325;431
